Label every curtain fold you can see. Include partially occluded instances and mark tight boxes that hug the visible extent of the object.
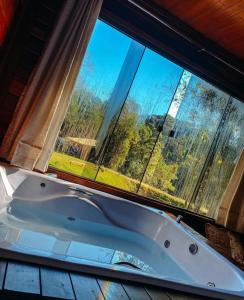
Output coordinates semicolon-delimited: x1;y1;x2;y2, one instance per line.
217;148;244;234
0;0;102;172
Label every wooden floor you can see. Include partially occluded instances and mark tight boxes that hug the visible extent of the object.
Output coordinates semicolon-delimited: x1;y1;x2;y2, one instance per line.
0;259;215;300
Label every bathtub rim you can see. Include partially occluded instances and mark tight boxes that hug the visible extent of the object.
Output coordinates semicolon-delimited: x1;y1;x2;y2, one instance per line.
3;165;243;282
1;164;244;299
1;160;214;235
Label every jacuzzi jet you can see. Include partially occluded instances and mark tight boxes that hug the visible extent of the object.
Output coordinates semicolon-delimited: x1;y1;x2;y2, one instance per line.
164;240;170;248
40;182;46;188
189;243;198;255
67;216;75;221
207;282;215;287
114;261;141;270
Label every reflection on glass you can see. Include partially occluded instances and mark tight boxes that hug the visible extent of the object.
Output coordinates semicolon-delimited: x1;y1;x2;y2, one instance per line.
50;20;133;179
49;19;244;218
139;75;229;209
96;49;183;191
190;98;244;217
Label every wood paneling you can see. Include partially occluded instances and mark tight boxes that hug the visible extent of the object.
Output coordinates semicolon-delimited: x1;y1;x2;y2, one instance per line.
0;0;64;146
0;0;243;147
0;0;18;46
153;0;244;60
101;0;244;102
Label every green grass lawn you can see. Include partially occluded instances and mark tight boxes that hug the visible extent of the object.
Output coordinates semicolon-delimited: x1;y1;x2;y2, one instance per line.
49;152;186;208
49;152;98;179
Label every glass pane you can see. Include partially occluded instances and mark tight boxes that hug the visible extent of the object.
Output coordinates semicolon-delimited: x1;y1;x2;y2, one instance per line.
49;19;244;219
96;49;183;191
139;74;230;209
190;97;244;217
49;20;138;179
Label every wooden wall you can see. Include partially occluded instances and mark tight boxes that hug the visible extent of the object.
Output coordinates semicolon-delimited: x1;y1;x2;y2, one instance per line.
0;0;18;46
0;0;64;146
153;0;244;61
1;0;243;147
101;0;244;101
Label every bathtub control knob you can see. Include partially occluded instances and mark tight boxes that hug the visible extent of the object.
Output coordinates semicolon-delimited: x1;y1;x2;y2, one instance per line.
189;243;198;255
176;215;183;223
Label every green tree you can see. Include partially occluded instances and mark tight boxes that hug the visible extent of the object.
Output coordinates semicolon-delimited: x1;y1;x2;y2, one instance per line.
102;100;138;170
122;123;155;180
143;137;178;192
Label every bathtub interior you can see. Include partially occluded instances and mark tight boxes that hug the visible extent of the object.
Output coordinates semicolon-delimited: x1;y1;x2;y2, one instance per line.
0;165;244;298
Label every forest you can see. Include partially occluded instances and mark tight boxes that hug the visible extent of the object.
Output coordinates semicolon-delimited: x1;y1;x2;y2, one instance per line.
50;81;244;217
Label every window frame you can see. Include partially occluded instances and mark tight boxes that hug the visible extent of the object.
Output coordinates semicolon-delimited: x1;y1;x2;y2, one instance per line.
48;0;244;233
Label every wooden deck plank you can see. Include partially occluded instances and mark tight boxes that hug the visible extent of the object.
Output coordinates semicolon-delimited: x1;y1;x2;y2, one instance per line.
146;287;171;300
98;279;129;300
122;284;151;300
40;267;75;299
70;273;104;300
0;259;219;300
0;260;7;290
4;262;40;294
167;291;207;300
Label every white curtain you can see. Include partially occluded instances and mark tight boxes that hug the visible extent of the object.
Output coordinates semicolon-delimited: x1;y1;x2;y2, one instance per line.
0;0;102;172
217;149;244;234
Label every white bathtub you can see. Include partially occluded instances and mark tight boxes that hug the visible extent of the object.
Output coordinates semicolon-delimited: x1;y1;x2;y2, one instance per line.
0;163;243;299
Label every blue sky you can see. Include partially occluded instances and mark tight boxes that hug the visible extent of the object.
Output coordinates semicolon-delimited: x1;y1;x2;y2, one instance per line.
74;20;229;123
75;20;132;101
74;20;183;117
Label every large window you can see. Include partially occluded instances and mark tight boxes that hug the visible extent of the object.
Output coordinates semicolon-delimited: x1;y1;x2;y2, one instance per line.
49;20;244;217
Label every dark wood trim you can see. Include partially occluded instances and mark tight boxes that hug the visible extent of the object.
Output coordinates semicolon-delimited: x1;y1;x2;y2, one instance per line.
0;0;31;86
130;0;244;73
0;0;65;146
100;0;244;101
48;167;215;236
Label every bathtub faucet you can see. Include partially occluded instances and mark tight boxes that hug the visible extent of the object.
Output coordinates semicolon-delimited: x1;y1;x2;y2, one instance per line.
176;215;183;223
